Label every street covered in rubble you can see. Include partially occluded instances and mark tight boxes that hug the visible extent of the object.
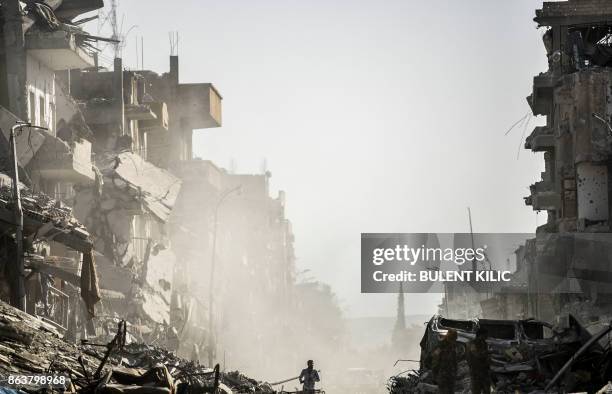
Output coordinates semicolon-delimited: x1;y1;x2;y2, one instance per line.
6;0;612;393
0;300;274;393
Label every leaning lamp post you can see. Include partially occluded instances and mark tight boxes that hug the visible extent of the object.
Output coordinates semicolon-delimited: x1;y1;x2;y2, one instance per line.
208;184;242;367
9;121;48;311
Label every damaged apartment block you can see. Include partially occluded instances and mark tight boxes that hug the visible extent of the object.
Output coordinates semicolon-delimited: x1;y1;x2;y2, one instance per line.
526;1;612;233
526;0;612;232
396;2;612;392
0;0;307;389
0;0;224;351
51;53;223;343
445;0;612;340
522;0;612;323
0;0;108;336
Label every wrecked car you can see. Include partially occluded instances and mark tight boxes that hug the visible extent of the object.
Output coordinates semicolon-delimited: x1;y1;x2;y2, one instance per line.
391;314;612;393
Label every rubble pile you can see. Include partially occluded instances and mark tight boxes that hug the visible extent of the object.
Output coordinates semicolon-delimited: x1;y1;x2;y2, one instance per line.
0;176;86;234
386;372;420;393
0;299;98;377
222;371;275;392
388;314;612;393
0;300;273;393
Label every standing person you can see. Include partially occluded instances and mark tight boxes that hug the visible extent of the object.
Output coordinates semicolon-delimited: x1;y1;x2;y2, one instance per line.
467;328;491;394
299;360;320;393
432;328;458;394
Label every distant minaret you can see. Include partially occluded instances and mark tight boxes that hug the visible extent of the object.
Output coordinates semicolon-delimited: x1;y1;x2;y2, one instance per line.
392;283;406;347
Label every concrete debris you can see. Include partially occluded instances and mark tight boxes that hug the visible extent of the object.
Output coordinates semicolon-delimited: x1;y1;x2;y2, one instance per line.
71;150;181;268
95;151;182;222
0;0;297;388
0;173;89;239
389;314;612;393
0;299;273;393
386;373;422;393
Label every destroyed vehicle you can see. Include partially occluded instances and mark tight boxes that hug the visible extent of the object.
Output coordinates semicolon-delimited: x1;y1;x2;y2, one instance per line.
409;314;611;393
420;315;560;367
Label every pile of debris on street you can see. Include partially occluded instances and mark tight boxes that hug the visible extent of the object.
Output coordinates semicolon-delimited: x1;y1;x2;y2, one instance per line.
0;300;274;393
388;314;612;394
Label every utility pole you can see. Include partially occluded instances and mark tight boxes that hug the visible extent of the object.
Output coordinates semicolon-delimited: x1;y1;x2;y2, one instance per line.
9;121;47;311
468;207;477;272
208;185;241;367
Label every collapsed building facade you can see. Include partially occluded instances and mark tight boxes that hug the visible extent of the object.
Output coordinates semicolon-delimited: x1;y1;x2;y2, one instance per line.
0;0;220;363
0;1;311;383
0;0;215;340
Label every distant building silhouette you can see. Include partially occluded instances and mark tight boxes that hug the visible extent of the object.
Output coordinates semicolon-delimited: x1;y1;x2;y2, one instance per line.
392;283;409;349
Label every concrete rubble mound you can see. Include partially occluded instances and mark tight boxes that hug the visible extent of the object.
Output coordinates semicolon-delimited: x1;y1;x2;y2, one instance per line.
0;300;274;393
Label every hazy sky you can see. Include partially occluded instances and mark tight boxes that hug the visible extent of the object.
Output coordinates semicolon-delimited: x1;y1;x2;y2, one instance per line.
90;1;549;318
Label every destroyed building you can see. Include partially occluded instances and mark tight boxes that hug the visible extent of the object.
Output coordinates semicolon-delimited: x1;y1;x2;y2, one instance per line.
136;56;222;170
519;0;612;323
436;0;612;325
394;1;612;392
61;57;186;336
0;1;317;385
0;0;224;352
0;0;107;334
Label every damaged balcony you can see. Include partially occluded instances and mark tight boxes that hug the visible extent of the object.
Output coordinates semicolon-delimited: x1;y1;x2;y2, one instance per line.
177;83;222;129
30;134;95;184
125;103;157;121
525;180;561;211
528;73;555;116
525;126;555;152
26;30;94;71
